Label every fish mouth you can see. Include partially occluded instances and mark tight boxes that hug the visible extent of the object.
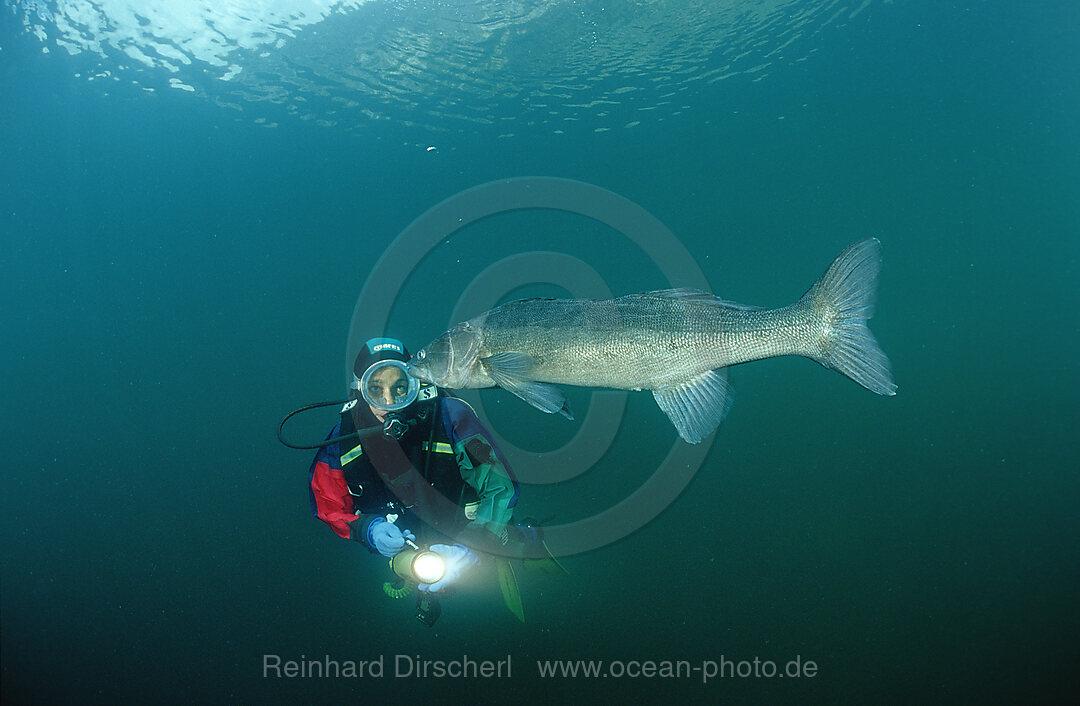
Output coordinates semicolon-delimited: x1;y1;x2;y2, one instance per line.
406;362;431;382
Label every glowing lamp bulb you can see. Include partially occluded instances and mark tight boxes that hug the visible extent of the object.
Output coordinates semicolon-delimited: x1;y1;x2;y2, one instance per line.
412;551;446;585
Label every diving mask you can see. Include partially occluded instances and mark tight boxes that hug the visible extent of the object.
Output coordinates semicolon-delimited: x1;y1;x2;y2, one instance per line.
354;359;420;412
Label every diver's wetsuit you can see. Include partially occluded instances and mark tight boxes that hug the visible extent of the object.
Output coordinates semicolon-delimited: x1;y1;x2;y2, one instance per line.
308;394;518;553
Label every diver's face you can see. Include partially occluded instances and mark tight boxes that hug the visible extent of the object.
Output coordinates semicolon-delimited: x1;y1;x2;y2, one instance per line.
367;366;409;421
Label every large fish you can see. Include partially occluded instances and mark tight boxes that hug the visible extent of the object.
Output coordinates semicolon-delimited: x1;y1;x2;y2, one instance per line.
408;239;896;443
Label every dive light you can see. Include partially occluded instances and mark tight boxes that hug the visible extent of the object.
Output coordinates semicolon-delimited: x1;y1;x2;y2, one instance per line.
391;540;446;585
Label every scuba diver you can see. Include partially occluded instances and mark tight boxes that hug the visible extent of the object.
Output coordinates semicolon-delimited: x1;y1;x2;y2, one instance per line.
284;337;551;625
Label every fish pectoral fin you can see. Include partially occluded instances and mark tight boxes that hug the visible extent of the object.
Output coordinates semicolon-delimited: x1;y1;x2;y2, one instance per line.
482;352;574;420
652;369;733;444
500;380;574;420
480;351;537;376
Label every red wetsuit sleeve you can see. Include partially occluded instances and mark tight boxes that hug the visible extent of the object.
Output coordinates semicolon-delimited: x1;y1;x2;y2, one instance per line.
310;457;359;540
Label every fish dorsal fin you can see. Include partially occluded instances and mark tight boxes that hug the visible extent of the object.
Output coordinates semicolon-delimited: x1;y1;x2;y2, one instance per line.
627;287;713;301
628;289;764;312
651;369;733;444
481;352;574;420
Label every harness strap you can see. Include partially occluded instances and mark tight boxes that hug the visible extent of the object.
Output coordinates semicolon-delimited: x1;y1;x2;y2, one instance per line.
420;441;454;454
342;444;364;465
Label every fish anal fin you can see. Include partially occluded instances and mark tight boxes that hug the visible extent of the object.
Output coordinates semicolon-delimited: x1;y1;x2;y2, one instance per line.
651;369;733;444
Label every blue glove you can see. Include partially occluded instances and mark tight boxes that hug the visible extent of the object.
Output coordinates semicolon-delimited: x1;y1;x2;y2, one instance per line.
367;518;416;558
418;544;478;593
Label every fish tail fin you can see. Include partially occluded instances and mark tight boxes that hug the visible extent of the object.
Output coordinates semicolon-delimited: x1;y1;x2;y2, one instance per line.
801;238;897;396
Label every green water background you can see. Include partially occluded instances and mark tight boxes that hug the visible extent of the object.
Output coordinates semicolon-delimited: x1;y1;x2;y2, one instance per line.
1;1;1077;703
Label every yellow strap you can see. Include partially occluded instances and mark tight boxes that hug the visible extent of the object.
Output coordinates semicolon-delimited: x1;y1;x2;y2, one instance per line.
341;444;363;465
420;441;454;454
344;440;448;464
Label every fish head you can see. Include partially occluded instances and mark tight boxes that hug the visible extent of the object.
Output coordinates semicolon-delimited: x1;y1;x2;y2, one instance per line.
408;322;484;389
